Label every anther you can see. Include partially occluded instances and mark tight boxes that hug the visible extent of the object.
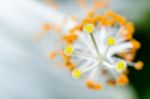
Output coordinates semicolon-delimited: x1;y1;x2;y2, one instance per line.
86;80;103;90
134;61;144;70
48;51;57;59
116;74;129;85
131;39;141;49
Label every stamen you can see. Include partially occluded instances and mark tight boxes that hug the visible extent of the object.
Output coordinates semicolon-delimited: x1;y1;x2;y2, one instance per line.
83;23;102;59
72;63;99;80
100;37;116;64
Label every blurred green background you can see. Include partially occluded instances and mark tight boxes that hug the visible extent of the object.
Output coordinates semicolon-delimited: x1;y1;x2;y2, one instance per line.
129;9;150;99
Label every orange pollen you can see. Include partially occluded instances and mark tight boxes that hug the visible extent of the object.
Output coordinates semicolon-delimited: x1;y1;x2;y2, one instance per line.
86;80;102;90
125;54;135;61
65;61;75;69
105;11;126;25
42;23;51;32
87;11;95;17
131;39;141;49
116;74;129;85
107;80;116;86
135;61;144;70
77;0;87;8
124;34;133;40
71;16;78;21
126;22;135;34
101;16;108;26
92;0;109;10
48;51;57;59
60;51;71;61
63;33;77;44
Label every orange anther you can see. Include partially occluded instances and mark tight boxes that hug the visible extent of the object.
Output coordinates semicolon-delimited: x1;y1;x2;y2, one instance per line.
105;11;126;25
63;33;77;44
92;0;109;10
134;61;144;70
124;34;133;40
93;1;103;9
95;15;102;21
87;11;95;17
100;16;108;26
71;16;77;21
65;61;75;69
42;23;51;32
125;54;135;61
107;80;116;86
45;0;58;9
48;51;57;59
116;74;129;85
131;39;141;49
77;0;87;8
60;51;71;61
86;80;102;90
126;22;135;34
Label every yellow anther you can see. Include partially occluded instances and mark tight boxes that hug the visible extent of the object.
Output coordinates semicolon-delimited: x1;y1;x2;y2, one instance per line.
106;37;116;46
63;45;74;56
72;69;82;79
83;24;95;33
115;60;127;72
